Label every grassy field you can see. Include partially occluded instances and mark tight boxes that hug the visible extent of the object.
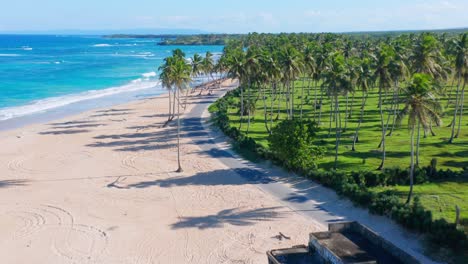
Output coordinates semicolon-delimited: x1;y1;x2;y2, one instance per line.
222;80;468;223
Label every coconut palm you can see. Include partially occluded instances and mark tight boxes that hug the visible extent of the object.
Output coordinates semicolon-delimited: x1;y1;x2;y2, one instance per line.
244;47;260;133
278;45;303;119
373;44;394;170
202;51;215;81
321;52;352;169
225;48;247;128
159;56;177;122
410;33;447;80
301;43;316;118
160;53;192;173
449;33;468;142
352;56;374;151
191;53;204;80
396;74;443;203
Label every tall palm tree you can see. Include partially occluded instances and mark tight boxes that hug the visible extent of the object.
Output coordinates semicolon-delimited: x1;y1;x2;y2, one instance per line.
278;45;303;119
191;53;204;81
225;48;247;128
244;47;260;133
449;33;468;142
410;33;447;80
352;56;374;151
396;74;443;204
322;52;352;169
373;44;394;170
160;53;192;173
301;43;316;118
202;51;215;82
159;56;176;122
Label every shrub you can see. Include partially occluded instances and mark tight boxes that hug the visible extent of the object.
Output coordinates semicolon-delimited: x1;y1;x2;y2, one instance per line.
268;119;324;172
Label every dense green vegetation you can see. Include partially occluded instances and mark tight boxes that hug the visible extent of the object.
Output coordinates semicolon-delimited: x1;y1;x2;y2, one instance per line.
158;34;243;46
205;31;468;261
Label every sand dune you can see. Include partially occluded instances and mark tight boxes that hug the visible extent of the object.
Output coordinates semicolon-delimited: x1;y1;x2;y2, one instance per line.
0;80;321;263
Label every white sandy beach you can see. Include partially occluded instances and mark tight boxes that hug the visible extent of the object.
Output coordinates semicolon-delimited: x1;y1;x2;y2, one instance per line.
0;79;322;263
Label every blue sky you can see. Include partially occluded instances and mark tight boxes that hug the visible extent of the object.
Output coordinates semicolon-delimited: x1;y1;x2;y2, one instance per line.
1;0;467;33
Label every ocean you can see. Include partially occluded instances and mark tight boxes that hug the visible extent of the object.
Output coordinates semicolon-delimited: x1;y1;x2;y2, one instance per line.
0;35;223;127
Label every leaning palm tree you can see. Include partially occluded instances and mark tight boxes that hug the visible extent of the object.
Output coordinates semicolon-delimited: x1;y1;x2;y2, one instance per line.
160;53;192;173
396;74;443;204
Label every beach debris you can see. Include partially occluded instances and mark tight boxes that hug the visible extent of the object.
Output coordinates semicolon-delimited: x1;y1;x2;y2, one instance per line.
272;232;291;241
107;176;127;189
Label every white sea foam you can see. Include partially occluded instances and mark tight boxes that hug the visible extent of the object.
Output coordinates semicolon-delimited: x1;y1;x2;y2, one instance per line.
142;71;157;78
22;46;33;51
93;44;112;47
0;79;161;121
0;54;21;57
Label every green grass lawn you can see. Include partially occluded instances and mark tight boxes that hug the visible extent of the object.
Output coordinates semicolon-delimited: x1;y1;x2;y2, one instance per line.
222;80;468;223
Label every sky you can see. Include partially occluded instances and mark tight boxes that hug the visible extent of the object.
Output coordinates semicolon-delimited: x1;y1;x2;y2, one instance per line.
1;0;468;33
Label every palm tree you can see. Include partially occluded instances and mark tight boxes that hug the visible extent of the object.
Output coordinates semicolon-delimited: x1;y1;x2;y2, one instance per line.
278;45;303;119
301;43;316;118
202;51;215;81
449;33;468;142
373;44;394;170
244;47;260;133
396;74;443;203
322;52;352;169
160;53;192;173
225;48;247;128
352;56;374;151
191;53;204;81
410;33;447;80
159;56;176;122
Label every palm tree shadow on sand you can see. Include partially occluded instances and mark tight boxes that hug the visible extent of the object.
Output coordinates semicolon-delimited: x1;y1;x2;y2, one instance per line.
171;207;285;230
122;168;276;189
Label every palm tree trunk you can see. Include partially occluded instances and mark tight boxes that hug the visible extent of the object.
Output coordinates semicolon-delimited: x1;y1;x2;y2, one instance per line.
300;77;305;119
314;79;318;121
239;86;244;130
176;87;183;173
455;80;466;138
168;88;172;121
387;81;400;136
406;126;416;204
449;73;462;143
270;82;275;133
291;77;295;118
352;92;367;151
276;84;282;121
334;95;340;169
318;91;324;125
247;81;252;135
416;121;421;167
328;98;333;137
349;92;355;119
378;87;386;171
172;89;176;120
344;93;349;132
446;77;457;107
262;84;270;134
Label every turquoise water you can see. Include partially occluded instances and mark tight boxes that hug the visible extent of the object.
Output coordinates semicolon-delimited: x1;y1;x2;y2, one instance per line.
0;35;223;121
